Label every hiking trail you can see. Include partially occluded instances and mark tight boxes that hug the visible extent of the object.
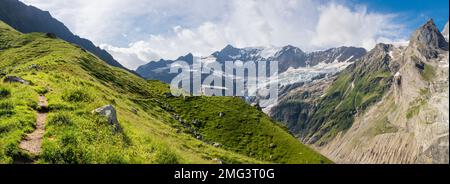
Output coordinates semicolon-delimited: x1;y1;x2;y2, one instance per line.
17;95;48;163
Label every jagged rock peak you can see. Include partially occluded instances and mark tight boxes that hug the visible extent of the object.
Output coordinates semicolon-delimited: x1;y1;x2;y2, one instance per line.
442;21;449;41
356;43;397;72
373;43;394;52
281;45;305;53
410;19;448;50
176;53;194;62
221;44;239;52
213;44;240;57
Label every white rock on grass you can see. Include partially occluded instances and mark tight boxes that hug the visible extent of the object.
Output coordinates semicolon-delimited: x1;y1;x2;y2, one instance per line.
93;105;121;132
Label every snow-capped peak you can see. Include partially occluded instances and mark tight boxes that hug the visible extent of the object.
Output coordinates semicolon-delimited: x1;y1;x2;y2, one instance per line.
259;47;283;59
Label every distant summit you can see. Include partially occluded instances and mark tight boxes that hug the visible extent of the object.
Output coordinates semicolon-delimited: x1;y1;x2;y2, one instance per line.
410;19;449;52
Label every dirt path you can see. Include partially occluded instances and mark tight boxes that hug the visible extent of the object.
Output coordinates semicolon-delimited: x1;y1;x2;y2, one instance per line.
18;95;48;156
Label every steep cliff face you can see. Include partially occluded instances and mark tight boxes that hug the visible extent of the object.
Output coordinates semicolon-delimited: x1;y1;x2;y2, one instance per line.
443;21;449;41
270;76;336;138
271;20;449;164
272;43;398;145
319;20;449;164
306;47;367;66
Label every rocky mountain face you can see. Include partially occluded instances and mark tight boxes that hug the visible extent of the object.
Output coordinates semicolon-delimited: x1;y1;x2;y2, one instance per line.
442;21;449;41
307;47;367;66
266;45;308;72
0;0;133;74
212;45;266;63
272;43;398;144
270;19;449;164
270;75;336;133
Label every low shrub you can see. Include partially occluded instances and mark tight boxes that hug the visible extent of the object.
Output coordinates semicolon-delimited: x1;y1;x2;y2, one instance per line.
0;87;10;98
155;146;179;164
34;86;49;95
48;113;73;126
0;101;14;117
62;89;91;102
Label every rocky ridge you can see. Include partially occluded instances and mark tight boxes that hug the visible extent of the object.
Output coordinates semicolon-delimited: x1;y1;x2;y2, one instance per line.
270;19;449;164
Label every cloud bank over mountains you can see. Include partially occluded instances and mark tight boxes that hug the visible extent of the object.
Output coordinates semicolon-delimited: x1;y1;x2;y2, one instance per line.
22;0;407;69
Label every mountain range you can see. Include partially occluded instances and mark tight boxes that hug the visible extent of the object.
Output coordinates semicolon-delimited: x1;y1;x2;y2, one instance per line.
136;45;366;85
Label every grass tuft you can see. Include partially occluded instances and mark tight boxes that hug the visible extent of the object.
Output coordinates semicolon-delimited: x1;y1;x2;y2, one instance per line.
48;113;73;126
62;89;91;103
0;87;11;98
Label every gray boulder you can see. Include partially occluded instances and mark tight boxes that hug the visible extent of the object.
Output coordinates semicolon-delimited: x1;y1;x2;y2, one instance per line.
3;76;30;85
93;105;121;132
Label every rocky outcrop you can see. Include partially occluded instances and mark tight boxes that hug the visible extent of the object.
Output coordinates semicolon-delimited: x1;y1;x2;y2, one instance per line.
269;76;335;138
409;19;448;59
93;105;121;132
294;43;397;145
306;47;367;66
3;76;30;85
442;21;449;41
319;20;449;164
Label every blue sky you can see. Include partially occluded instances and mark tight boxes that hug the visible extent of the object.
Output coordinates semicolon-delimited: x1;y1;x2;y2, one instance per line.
22;0;449;69
351;0;449;30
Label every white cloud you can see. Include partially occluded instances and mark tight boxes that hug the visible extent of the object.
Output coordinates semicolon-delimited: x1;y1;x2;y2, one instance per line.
21;0;406;70
311;3;405;49
99;41;160;70
21;0;230;45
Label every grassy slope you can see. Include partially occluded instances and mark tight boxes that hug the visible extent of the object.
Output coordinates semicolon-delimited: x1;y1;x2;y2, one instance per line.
165;96;330;163
0;21;330;164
